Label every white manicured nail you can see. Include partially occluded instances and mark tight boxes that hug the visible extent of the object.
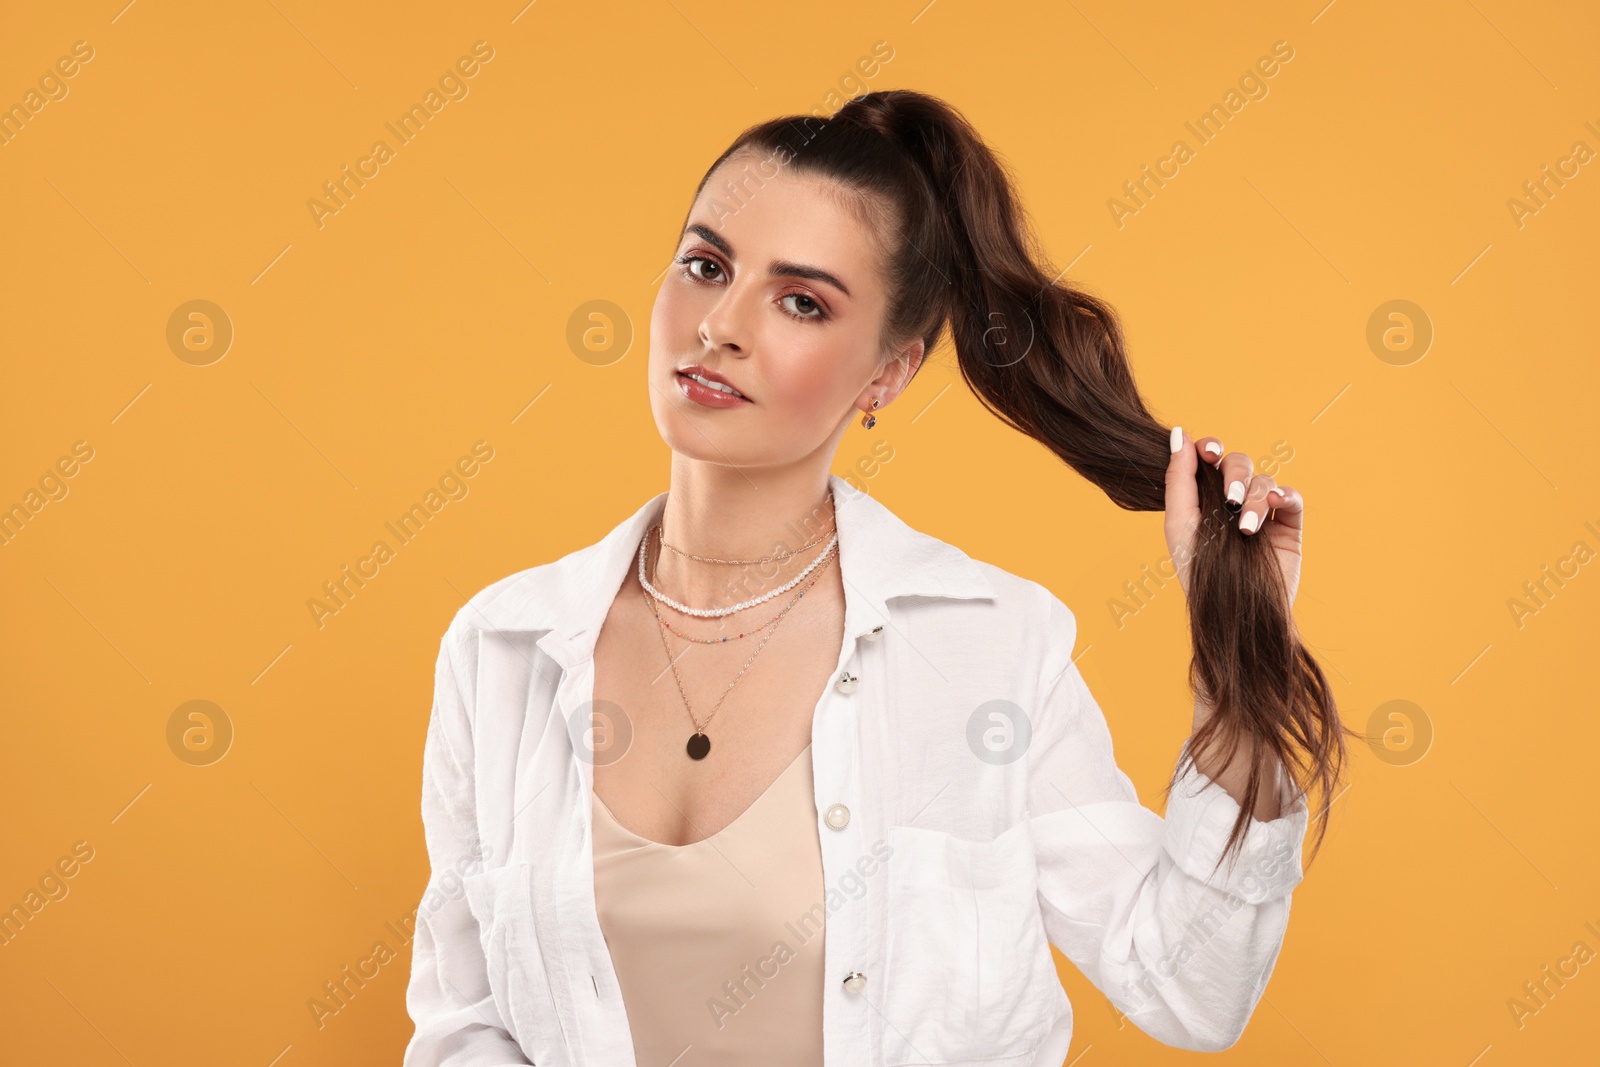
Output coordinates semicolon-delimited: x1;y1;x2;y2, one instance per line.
1240;510;1261;533
1170;426;1183;453
1227;480;1246;505
1203;441;1222;458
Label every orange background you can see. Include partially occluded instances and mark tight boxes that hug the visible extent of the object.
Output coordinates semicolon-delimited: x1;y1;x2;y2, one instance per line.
3;1;1597;1064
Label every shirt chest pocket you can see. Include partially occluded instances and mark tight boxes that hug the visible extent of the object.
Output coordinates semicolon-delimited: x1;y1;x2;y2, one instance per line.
462;861;564;1059
881;819;1059;1065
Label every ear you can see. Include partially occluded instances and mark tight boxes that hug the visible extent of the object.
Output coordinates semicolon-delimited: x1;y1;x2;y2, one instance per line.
868;336;925;405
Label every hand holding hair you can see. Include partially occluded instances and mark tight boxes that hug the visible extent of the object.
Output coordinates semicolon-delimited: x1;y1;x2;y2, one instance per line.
1164;426;1303;608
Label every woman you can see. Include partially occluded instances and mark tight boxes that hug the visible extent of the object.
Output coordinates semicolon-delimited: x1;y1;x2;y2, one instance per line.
403;89;1350;1067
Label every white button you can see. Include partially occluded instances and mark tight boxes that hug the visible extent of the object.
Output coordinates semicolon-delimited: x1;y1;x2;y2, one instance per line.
835;671;858;694
824;803;850;829
862;625;884;641
843;971;867;993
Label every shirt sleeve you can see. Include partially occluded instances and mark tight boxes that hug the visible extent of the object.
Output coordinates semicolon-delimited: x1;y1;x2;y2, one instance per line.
402;623;535;1066
1026;595;1310;1053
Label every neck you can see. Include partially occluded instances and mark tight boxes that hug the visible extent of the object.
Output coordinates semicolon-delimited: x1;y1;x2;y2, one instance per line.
650;457;837;608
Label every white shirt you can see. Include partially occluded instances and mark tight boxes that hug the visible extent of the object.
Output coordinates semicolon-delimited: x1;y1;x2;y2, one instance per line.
402;474;1310;1067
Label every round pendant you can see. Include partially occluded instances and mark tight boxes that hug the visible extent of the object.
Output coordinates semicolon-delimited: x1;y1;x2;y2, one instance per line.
686;732;711;760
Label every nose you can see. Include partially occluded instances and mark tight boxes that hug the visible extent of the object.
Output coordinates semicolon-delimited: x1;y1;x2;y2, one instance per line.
698;283;749;354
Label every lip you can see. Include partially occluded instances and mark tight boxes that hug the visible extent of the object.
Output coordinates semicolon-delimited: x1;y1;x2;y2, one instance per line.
675;364;752;408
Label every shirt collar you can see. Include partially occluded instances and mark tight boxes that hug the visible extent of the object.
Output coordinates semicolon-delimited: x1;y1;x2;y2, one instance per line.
463;473;994;661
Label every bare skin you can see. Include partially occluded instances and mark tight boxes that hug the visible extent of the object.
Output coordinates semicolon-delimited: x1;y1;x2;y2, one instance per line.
590;552;845;846
590;152;921;846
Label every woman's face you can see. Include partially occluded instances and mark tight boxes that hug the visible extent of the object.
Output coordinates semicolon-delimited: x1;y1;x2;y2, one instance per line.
648;152;921;471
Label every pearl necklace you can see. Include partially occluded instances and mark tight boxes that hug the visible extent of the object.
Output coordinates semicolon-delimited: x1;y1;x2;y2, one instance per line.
637;526;840;618
644;541;838;643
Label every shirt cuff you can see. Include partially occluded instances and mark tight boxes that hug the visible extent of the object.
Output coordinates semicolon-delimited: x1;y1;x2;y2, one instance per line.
1161;737;1310;904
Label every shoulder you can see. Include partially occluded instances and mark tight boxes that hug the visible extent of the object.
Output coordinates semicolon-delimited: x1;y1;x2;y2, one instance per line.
441;522;623;645
897;544;1079;692
967;558;1080;664
430;548;594;726
442;484;668;648
444;562;555;638
440;560;571;651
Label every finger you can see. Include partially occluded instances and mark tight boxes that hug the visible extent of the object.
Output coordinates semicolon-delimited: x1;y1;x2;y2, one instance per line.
1164;425;1199;526
1218;450;1255;512
1237;474;1276;536
1196;436;1226;468
1164;426;1205;589
1262;482;1305;535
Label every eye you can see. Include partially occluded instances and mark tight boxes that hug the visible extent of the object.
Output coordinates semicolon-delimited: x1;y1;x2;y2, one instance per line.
678;253;724;283
781;292;828;321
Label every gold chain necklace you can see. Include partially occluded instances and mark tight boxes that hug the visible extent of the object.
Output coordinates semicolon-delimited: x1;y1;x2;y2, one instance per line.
655;512;835;565
644;530;836;760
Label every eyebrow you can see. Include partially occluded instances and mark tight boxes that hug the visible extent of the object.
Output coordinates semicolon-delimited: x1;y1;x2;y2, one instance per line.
683;223;852;299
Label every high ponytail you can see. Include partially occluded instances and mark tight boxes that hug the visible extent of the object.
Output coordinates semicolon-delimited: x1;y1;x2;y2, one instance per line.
693;89;1354;869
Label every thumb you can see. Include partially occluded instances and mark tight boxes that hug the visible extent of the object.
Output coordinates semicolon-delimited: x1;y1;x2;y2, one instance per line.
1163;425;1201;590
1164;425;1199;528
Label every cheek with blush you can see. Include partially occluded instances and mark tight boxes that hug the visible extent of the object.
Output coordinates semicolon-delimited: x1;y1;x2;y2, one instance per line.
763;340;865;428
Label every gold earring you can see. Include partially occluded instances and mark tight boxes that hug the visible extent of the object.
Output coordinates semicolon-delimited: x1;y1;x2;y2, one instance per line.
861;396;881;429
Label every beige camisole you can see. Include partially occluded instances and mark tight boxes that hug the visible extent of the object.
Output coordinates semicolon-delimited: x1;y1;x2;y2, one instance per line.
591;742;826;1065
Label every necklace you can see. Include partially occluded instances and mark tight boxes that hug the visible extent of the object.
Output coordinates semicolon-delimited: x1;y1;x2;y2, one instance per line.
637;523;838;618
657;520;835;565
639;524;837;760
642;539;837;644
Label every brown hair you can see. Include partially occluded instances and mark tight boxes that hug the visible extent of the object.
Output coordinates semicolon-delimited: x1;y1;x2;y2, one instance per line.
689;88;1353;871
